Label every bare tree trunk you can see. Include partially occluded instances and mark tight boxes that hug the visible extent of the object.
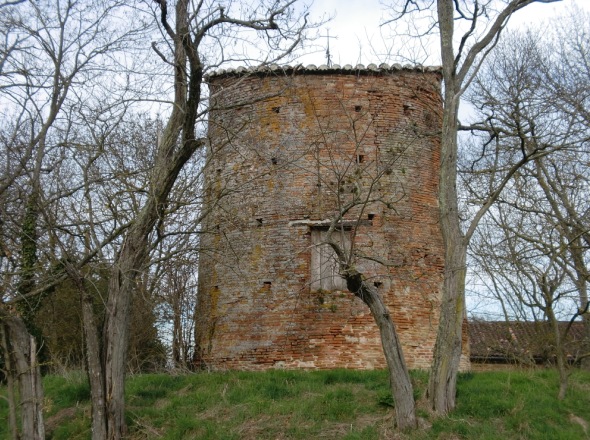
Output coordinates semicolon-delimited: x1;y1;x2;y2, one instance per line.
102;150;199;438
563;237;589;370
582;313;590;370
100;0;305;435
103;228;150;439
2;315;45;439
60;259;109;440
563;230;589;370
0;322;19;440
427;0;554;415
345;268;417;430
428;38;466;410
102;2;201;434
428;243;466;413
102;94;199;440
170;273;183;369
81;286;107;440
546;306;568;400
574;261;590;369
172;295;183;369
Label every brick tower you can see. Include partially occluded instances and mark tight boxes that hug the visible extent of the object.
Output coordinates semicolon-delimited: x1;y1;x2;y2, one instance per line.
195;63;457;370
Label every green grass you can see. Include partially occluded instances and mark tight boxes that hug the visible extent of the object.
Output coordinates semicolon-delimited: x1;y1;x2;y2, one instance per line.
1;369;589;439
425;370;590;440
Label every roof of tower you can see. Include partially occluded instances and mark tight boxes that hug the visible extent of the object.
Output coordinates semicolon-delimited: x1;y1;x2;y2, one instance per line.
206;63;442;80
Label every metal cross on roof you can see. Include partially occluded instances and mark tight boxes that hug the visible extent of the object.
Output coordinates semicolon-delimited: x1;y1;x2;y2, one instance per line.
320;28;338;67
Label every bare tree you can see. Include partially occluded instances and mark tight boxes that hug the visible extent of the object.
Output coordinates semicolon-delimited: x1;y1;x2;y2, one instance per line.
0;1;144;437
0;309;45;439
2;0;312;436
471;201;586;399
100;1;312;438
312;107;423;430
385;0;563;414
464;20;589;397
540;8;590;368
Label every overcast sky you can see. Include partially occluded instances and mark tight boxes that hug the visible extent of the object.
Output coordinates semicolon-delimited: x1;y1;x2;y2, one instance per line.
297;0;588;66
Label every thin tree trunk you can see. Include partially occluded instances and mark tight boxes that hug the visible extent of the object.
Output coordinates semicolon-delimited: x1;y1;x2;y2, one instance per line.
427;0;467;415
2;315;45;439
546;306;568;400
428;0;555;416
101;3;196;433
428;44;466;411
0;322;19;440
345;269;417;430
103;232;149;439
61;259;109;439
172;286;182;369
428;238;466;413
564;237;589;369
582;313;590;370
103;109;198;440
81;285;107;440
28;334;45;440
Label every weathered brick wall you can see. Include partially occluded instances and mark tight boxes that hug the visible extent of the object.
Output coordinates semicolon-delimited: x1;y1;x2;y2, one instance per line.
195;65;468;370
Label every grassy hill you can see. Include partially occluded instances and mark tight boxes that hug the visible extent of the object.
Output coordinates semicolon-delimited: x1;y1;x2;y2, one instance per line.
2;369;589;439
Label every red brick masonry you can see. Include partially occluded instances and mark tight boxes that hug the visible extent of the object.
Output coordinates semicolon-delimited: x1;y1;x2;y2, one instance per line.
196;64;469;371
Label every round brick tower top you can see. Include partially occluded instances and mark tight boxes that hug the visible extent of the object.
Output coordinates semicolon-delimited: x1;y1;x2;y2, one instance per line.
206;62;442;79
195;64;469;371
